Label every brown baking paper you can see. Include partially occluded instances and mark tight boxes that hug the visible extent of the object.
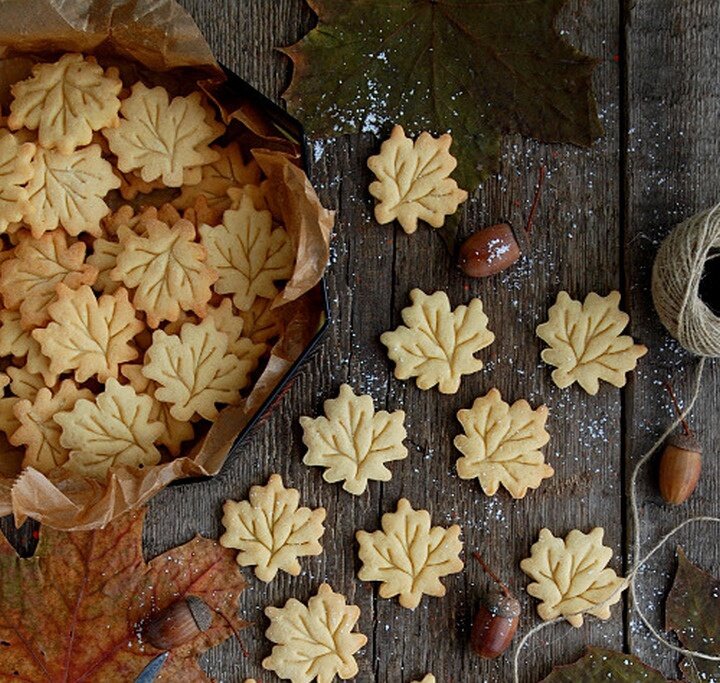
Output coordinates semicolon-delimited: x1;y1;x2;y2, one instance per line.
0;0;334;530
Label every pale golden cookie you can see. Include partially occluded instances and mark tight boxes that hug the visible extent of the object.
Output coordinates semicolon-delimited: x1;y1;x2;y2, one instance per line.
0;230;98;328
9;53;122;154
367;124;468;234
11;380;93;473
520;527;626;628
0;130;35;233
536;291;647;395
6;367;46;402
454;388;554;499
0;371;18;437
300;384;408;495
55;378;163;479
201;298;267;364
87;234;123;294
111;218;218;328
356;498;463;609
104;83;224;187
412;676;436;683
380;289;494;394
0;309;56;385
262;583;367;683
120;364;194;456
227;182;270;213
220;473;326;582
23;145;120;238
200;195;294;311
142;318;254;421
33;284;144;383
238;297;281;344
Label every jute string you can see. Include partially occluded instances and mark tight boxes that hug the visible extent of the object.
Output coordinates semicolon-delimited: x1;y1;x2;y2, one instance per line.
513;203;720;681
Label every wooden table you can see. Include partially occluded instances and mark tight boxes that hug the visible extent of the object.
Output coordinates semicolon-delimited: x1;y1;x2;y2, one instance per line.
3;1;720;681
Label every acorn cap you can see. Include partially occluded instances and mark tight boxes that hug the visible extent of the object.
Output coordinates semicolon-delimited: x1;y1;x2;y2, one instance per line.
483;588;521;618
667;433;701;454
141;596;214;650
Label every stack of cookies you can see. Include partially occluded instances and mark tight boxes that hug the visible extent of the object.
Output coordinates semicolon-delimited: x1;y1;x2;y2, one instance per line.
0;53;296;480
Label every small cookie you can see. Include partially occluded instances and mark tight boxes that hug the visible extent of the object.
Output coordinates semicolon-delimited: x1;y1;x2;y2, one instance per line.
262;583;367;683
111;218;218;328
220;473;326;582
367;124;468;234
0;309;57;385
55;378;163;479
24;145;120;238
9;54;122;154
356;498;463;609
380;289;494;394
32;284;144;383
200;194;294;311
238;297;281;344
536;291;647;395
454;388;554;499
300;384;408;495
412;677;436;683
0;130;35;233
104;83;224;187
142;318;254;421
6;367;46;402
520;527;626;628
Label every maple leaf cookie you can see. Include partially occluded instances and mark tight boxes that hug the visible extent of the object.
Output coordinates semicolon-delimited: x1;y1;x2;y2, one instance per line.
367;124;468;234
0;130;35;233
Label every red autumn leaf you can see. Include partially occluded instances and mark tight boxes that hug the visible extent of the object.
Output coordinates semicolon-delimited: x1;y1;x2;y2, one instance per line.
0;509;246;682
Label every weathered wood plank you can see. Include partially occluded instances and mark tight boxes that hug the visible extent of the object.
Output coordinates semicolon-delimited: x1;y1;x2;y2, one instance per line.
625;1;720;678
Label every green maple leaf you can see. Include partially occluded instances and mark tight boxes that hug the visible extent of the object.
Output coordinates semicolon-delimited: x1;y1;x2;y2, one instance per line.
540;646;667;682
282;0;602;190
666;547;720;682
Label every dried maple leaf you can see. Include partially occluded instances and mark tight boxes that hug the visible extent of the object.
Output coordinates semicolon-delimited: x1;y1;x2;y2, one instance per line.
282;0;601;189
0;130;35;233
665;548;720;682
143;318;253;421
356;497;463;609
33;284;144;383
111;218;218;328
453;388;554;499
23;145;120;238
0;230;98;328
300;383;408;495
10;380;93;473
0;508;246;681
0;309;56;385
539;647;666;683
262;583;367;683
536;291;647;395
367;125;468;234
8;53;122;154
380;289;494;394
220;473;326;582
200;194;294;311
104;83;224;187
520;527;626;627
54;378;163;478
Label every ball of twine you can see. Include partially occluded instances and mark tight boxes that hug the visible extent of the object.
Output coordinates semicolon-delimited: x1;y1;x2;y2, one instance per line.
652;202;720;357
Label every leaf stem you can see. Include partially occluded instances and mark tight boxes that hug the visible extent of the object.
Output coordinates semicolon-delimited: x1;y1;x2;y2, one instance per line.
472;551;512;598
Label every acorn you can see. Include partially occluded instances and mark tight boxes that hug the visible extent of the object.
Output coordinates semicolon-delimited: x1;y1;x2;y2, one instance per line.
470;552;520;659
659;433;702;505
457;223;522;278
141;596;213;650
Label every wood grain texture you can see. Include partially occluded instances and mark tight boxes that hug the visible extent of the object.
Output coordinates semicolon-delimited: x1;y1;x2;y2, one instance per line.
1;0;717;681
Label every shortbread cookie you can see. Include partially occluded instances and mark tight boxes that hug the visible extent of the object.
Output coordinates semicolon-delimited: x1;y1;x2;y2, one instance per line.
104;83;224;187
11;380;93;473
9;54;122;154
202;299;267;364
0;130;35;233
142;318;253;421
87;234;123;294
454;388;554;499
6;367;46;402
367;125;468;234
0;230;98;328
300;384;408;495
0;309;57;385
412;676;436;683
262;583;367;683
520;527;626;628
380;289;494;394
228;182;270;213
24;145;120;237
33;284;144;382
356;498;463;609
220;473;326;582
536;291;647;395
120;364;194;456
0;371;18;437
55;378;163;479
111;218;218;327
200;195;294;311
238;297;281;344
